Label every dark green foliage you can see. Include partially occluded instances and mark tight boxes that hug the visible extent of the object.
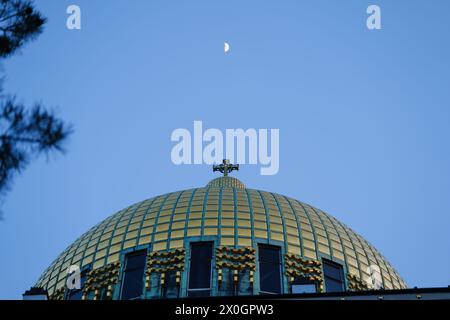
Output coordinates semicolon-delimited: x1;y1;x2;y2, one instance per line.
0;0;46;57
0;1;71;216
0;97;72;196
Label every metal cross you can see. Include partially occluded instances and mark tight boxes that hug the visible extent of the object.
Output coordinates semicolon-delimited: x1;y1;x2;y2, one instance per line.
213;159;239;177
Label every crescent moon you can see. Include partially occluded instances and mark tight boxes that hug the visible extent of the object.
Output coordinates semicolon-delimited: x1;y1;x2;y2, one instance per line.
224;42;230;53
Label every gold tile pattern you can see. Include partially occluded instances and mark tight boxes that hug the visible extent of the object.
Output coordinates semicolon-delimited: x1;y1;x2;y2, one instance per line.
35;177;407;295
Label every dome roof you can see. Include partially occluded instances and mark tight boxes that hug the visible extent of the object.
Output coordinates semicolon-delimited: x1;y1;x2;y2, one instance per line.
206;176;246;189
35;176;407;296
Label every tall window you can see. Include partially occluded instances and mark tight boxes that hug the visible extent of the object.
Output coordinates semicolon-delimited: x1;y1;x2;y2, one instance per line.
188;242;213;297
120;250;147;300
323;259;344;292
258;245;282;294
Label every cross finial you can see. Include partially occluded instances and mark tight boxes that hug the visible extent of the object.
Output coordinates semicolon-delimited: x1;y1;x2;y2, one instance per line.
213;159;239;177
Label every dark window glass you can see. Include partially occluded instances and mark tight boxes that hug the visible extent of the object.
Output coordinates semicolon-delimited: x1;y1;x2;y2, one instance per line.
120;250;147;300
323;259;344;293
323;262;343;280
188;242;213;297
162;271;179;298
258;245;281;294
291;277;317;294
67;289;83;300
126;253;147;270
66;270;88;300
325;278;344;292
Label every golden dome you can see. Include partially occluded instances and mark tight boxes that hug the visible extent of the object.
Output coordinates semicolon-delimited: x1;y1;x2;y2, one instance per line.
206;176;246;189
35;177;407;297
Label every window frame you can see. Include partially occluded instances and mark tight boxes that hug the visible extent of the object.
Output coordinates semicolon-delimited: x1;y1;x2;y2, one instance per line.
258;244;283;295
290;276;318;294
322;258;345;293
119;249;148;300
187;241;214;297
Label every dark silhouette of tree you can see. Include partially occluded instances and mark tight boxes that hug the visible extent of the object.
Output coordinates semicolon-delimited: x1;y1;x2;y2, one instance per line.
0;0;71;217
0;0;46;57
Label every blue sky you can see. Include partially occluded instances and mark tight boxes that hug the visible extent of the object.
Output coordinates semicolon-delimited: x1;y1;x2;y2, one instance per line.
1;0;449;298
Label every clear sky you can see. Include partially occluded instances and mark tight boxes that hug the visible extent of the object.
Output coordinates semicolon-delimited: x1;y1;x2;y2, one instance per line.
1;0;449;299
